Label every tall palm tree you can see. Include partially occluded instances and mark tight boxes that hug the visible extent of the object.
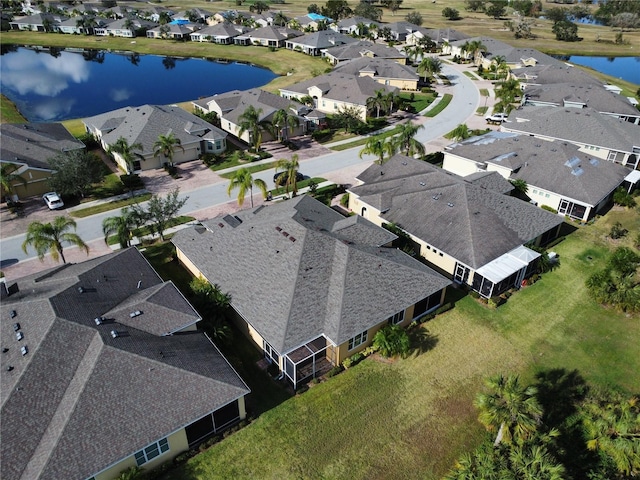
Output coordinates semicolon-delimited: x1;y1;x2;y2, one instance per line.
386;91;402;114
467;39;487;63
108;137;144;174
153;132;184;166
22;216;89;264
366;89;391;118
271;109;299;142
237;105;265;152
402;45;420;65
475;374;543;447
1;163;27;199
418;56;443;83
392;122;425;157
102;207;140;249
227;168;267;208
508;442;566;480
495;78;521;115
359;136;395;164
492;55;508;80
275;154;300;197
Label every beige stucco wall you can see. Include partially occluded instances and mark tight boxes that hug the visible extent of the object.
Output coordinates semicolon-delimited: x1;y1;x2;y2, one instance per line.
94;429;188;480
1;167;52;199
442;153;480;177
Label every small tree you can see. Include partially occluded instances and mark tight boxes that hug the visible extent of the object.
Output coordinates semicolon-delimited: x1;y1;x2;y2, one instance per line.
47;150;103;198
189;276;233;344
102;207;142;249
373;324;410;358
227;168;267;208
553;19;579;42
130;188;188;241
405;11;423;26
609;222;628;240
486;0;507;19
335;105;365;134
442;7;461;20
612;187;636;208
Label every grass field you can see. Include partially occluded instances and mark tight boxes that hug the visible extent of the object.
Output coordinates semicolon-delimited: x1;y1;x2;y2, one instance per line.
157;204;640;480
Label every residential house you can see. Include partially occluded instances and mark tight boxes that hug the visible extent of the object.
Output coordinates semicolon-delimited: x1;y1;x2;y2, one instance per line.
330;16;380;36
333;57;419;91
138;6;174;23
0;248;250;480
172;195;451;389
146;22;199;40
172;8;213;24
234;25;302;47
442;131;631;222
211;9;252;25
280;72;398;121
291;13;332;31
383;21;424;42
83;105;227;173
285;30;356;56
348;155;564;298
94;17;157;38
322;40;407;65
190;22;249;43
407;27;469;47
0;123;85;199
9;13;67;31
502;107;640;169
57;16;107;35
193;89;314;144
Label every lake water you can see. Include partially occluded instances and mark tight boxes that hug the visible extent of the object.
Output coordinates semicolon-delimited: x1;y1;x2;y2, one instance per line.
0;46;278;122
562;55;640;85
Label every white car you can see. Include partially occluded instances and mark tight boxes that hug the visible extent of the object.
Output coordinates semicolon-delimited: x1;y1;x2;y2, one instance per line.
485;113;509;123
43;192;64;210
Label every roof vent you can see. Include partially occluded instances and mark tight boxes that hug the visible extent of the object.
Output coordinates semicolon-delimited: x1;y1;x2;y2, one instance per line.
6;365;13;371
111;330;119;338
78;286;85;293
16;331;24;341
21;346;28;356
2;348;8;353
13;323;20;331
282;231;289;237
432;194;440;200
276;226;282;231
10;310;17;318
217;222;224;228
447;202;454;207
419;182;426;186
129;310;142;318
94;317;104;325
289;236;296;242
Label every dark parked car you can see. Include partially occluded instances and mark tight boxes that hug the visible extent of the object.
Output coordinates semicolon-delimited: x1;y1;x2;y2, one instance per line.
273;171;304;185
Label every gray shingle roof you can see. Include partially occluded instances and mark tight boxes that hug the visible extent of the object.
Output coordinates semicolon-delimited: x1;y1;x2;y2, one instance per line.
201;89;305;124
334;57;419;81
322;40;407;62
172;196;450;355
447;132;629;206
505;106;640;154
0;248;249;480
287;30;356;49
281;72;398;105
351;155;563;269
82;104;227;157
0;123;85;170
450;36;563;66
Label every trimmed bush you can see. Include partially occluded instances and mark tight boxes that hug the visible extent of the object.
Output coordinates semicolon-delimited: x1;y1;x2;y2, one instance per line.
120;174;143;190
540;205;558;214
435;303;454;315
327;365;343;377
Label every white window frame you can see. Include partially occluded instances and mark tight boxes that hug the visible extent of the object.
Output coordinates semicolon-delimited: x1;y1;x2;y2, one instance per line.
348;330;368;350
134;438;169;466
388;310;405;325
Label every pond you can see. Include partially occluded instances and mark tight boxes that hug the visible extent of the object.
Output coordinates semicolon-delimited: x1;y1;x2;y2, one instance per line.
0;46;278;122
553;55;640;85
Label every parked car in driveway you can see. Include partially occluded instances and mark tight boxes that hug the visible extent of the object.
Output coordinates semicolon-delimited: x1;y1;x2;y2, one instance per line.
485;113;509;124
43;192;64;210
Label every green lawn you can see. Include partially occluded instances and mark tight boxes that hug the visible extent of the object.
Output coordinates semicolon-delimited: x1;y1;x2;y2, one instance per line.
330;125;403;151
424;94;453;117
70;193;151;218
219;161;278;179
1;94;26;123
400;91;437;113
159;206;640;480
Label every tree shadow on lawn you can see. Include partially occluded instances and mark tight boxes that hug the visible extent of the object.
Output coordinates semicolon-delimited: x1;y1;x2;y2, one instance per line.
408;326;439;357
534;368;601;478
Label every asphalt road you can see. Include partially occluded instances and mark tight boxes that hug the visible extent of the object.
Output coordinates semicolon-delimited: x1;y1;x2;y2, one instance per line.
0;63;479;266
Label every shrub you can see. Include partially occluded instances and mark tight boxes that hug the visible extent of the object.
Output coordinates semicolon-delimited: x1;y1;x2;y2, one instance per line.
327;365;343;377
120;174;144;190
373;324;410;358
343;353;364;369
609;222;628;239
613;187;636;208
469;290;480;299
488;296;504;308
421;87;432;94
311;129;332;141
540;204;558;214
435;303;454;315
340;193;350;207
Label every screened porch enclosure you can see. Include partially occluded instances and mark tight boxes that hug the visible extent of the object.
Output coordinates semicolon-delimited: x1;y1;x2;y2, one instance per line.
283;336;333;388
472;246;540;298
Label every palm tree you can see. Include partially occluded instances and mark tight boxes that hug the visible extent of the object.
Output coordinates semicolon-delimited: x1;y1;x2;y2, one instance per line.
467;39;487;63
494;78;521;116
386;91;402;114
273;11;288;27
359;136;395;164
275;154;300;197
392;122;425;157
418;56;443;83
22;216;89;264
238;105;265;152
227;168;267;208
153;132;184;167
403;45;420;65
366;89;391;118
108;137;144;174
1;163;27;200
582;391;640;477
444;124;472;142
271;109;299;142
508;442;566;480
475;374;543;447
102;207;140;249
492;55;508;80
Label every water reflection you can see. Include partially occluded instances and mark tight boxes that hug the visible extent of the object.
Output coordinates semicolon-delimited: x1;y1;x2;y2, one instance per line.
1;48;90;97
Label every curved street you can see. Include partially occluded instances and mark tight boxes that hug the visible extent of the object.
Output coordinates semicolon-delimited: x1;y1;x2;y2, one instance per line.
0;62;484;276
